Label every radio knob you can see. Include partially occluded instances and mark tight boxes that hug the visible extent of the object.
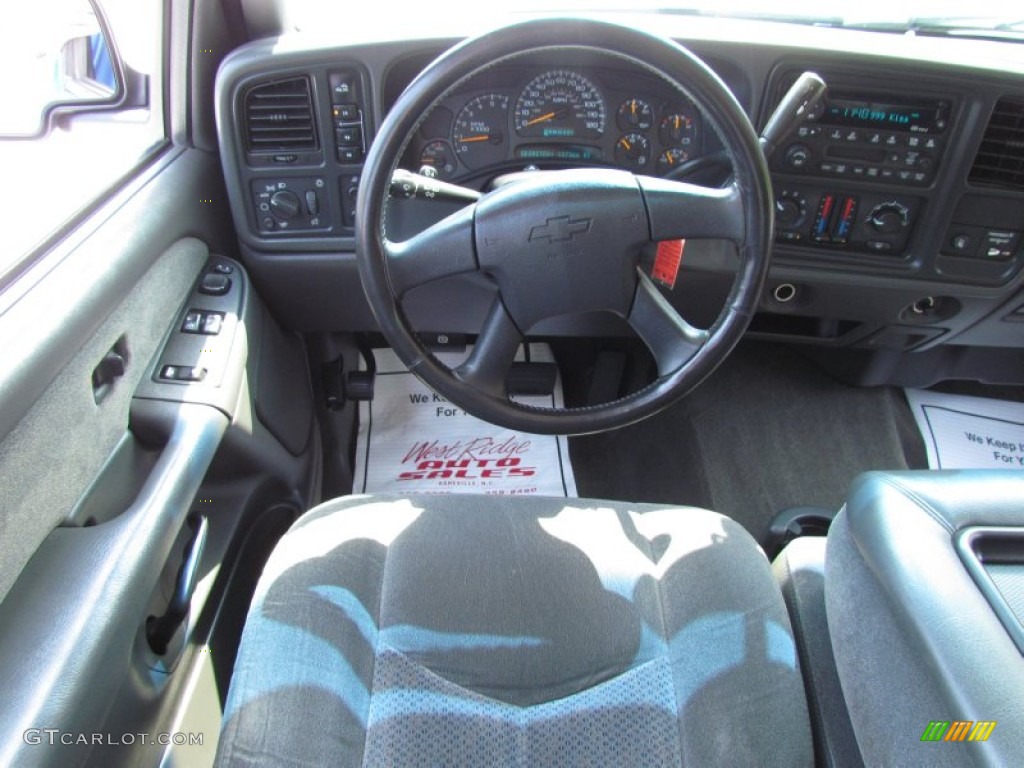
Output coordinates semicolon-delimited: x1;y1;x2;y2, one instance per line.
784;144;812;170
868;202;909;234
269;189;301;220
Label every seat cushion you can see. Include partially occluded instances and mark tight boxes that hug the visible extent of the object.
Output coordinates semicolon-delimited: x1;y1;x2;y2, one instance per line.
217;494;813;766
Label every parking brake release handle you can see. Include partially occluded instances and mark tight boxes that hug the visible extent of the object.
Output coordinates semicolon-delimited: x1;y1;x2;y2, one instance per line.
146;514;208;656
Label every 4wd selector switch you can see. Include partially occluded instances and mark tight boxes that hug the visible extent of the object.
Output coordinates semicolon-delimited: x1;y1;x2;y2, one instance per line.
269;189;301;220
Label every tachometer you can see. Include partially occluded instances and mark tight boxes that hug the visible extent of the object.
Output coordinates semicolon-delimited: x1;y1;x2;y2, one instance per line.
453;94;509;170
514;70;605;139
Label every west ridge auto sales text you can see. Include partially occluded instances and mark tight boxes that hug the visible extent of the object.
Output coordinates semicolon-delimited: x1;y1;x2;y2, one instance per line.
398;457;536;480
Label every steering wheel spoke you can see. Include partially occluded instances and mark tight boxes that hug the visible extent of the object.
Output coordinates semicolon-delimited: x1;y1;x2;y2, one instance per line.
628;270;709;377
384;203;478;297
453;297;523;399
638;177;745;243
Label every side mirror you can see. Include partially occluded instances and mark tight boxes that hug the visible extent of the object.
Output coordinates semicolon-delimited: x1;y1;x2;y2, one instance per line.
1;0;145;138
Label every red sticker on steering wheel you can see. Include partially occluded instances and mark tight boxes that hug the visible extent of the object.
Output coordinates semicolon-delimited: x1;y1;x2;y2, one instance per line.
652;239;685;289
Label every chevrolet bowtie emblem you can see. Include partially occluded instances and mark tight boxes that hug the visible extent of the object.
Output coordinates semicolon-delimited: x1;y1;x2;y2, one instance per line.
528;215;592;243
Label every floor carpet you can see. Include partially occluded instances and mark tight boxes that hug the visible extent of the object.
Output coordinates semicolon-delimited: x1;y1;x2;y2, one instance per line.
569;342;923;544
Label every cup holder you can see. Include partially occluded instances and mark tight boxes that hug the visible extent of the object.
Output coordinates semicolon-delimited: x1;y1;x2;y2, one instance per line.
766;506;837;560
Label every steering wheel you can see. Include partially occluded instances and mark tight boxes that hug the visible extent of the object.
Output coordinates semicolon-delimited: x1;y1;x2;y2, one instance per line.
356;18;773;436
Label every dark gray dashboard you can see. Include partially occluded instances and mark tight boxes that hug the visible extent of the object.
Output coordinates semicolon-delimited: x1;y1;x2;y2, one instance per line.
214;18;1024;367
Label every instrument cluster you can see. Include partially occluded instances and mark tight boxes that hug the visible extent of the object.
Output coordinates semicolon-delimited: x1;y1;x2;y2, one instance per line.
402;64;709;183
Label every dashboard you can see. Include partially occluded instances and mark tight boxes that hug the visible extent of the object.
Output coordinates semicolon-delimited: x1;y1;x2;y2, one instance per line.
214;16;1024;379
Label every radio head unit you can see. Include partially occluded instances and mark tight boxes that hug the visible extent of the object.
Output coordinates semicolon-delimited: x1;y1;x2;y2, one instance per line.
821;95;949;134
771;89;953;188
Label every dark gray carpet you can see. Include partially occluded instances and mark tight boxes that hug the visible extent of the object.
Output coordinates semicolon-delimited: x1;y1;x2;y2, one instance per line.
569;342;919;545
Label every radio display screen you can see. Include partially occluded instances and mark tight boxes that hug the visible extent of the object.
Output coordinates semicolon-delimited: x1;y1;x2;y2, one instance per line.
822;98;944;132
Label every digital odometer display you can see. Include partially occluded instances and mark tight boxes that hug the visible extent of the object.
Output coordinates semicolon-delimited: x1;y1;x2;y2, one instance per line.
822;98;944;132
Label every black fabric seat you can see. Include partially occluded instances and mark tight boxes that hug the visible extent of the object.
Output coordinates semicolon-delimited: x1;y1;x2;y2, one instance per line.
216;494;813;766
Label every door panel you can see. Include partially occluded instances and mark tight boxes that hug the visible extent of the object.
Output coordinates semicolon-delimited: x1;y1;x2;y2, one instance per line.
0;149;235;603
0;144;251;767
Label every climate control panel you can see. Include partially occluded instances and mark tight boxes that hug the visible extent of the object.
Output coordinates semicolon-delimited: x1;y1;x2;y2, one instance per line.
775;186;921;256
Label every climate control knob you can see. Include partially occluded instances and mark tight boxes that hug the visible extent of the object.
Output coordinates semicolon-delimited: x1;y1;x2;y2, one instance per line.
867;202;909;234
269;189;301;220
775;191;808;229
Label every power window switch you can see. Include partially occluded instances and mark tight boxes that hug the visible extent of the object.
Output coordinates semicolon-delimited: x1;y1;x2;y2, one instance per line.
201;312;224;335
182;311;203;333
160;365;207;382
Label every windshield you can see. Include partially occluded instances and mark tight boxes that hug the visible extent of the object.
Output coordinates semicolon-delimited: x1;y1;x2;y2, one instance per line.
283;0;1022;37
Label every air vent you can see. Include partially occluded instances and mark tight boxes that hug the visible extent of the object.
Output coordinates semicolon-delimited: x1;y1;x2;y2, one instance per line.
969;98;1024;191
244;77;317;153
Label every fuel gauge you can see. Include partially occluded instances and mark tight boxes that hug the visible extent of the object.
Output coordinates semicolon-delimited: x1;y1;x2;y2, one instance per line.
419;140;457;179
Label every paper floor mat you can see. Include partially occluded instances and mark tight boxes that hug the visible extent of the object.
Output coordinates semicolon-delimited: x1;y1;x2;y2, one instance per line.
355;345;578;496
904;389;1024;470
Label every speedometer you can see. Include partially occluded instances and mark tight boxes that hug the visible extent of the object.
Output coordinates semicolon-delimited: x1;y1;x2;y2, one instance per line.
514;70;605;139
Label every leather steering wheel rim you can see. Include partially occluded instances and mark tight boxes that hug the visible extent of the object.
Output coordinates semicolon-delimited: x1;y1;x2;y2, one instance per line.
356;17;773;436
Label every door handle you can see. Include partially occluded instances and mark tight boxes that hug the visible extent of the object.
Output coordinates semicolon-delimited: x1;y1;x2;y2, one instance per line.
91;336;129;404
